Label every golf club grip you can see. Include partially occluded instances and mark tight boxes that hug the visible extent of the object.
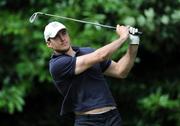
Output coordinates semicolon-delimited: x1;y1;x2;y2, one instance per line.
133;31;143;35
108;26;143;35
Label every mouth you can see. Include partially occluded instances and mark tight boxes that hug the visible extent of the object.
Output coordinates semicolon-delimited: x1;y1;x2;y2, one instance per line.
61;41;68;46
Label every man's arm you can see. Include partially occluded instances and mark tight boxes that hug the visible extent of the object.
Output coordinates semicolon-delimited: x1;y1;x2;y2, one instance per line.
104;44;139;78
75;25;129;75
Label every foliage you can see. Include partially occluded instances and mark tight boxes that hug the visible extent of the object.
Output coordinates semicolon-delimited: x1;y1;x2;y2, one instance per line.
0;0;180;126
0;85;26;114
138;86;180;126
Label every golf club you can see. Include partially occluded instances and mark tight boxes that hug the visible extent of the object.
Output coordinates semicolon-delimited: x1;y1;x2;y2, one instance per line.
29;12;142;35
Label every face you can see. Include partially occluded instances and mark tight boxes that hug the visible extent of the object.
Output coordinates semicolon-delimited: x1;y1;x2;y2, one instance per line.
47;29;71;53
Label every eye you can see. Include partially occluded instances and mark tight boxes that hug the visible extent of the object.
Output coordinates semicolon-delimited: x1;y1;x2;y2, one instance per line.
61;29;67;35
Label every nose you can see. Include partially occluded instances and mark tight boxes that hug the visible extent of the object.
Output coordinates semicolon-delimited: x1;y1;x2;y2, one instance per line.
58;33;65;42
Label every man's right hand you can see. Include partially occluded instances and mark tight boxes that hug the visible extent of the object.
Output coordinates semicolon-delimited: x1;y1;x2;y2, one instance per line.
116;24;129;40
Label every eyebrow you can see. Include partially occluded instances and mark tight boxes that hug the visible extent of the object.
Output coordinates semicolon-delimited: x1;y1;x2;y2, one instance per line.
61;29;67;33
57;29;67;34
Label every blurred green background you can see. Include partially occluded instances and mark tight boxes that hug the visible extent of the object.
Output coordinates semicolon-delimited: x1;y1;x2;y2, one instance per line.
0;0;180;126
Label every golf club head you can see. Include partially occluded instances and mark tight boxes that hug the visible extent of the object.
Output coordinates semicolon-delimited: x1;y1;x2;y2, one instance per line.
29;12;43;23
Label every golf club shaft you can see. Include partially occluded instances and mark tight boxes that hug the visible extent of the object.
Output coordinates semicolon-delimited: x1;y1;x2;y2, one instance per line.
30;12;142;35
43;13;116;29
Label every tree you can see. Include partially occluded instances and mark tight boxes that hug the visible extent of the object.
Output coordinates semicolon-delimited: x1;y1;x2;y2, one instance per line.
0;0;180;125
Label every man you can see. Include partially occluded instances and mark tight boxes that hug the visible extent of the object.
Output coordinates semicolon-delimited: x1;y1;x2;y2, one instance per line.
44;21;139;126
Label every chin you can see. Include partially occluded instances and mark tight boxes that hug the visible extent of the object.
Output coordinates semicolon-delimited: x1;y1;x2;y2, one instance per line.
56;46;70;53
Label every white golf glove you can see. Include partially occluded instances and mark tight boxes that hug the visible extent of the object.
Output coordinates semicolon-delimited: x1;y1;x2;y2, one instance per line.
128;27;140;45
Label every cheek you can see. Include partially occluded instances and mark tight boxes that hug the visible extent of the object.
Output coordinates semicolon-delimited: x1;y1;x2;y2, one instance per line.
53;42;59;48
66;36;70;42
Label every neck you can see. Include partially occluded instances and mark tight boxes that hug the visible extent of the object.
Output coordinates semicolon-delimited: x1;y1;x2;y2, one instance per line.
66;47;76;56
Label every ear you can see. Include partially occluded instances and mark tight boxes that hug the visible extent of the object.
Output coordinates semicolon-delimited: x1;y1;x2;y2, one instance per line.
46;41;52;48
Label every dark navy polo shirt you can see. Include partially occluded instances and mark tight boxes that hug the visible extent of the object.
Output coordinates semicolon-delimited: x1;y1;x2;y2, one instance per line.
49;47;116;115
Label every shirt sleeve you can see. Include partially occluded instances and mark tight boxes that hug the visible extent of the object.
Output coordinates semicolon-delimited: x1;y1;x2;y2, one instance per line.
100;59;112;73
50;56;76;80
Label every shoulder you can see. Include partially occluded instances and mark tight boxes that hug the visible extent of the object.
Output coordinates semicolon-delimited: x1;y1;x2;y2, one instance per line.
49;55;76;77
50;54;70;62
79;47;95;54
49;55;75;69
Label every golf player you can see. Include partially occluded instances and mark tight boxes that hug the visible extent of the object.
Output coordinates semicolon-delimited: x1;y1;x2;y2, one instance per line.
44;21;139;126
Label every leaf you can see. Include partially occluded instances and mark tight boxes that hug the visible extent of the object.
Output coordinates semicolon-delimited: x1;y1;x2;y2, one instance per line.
161;15;169;25
123;16;136;26
144;8;155;20
159;94;169;107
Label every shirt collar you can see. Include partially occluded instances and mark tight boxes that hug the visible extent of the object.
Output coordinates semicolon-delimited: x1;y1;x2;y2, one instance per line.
51;46;80;58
